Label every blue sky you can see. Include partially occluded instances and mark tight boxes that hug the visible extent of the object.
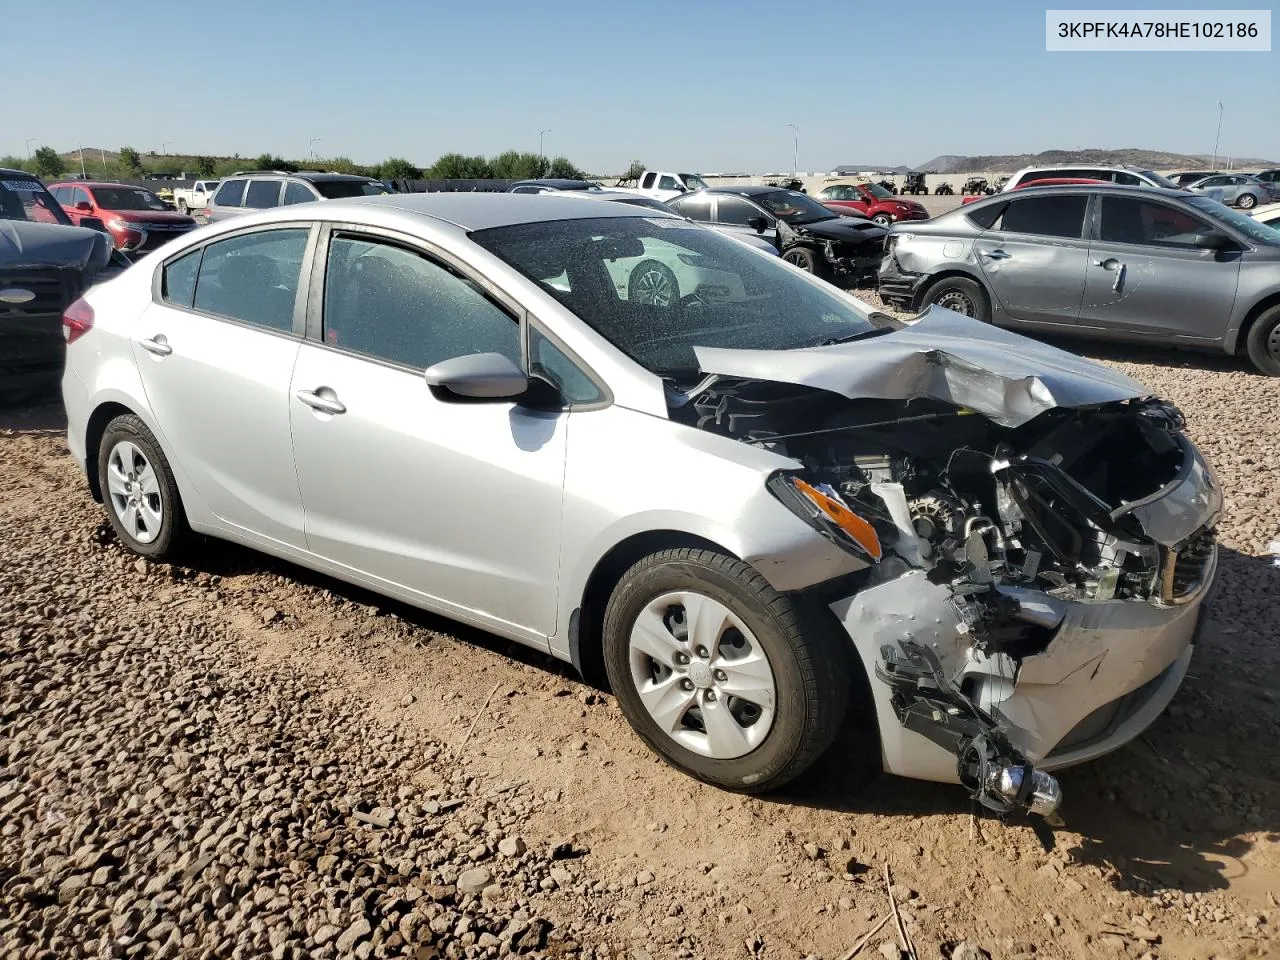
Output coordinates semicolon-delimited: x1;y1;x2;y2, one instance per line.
6;0;1275;172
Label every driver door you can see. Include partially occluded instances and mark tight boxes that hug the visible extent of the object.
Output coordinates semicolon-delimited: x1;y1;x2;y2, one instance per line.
288;225;568;643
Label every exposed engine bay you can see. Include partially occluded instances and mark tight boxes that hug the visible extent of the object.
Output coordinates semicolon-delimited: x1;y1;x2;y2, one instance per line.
672;374;1218;819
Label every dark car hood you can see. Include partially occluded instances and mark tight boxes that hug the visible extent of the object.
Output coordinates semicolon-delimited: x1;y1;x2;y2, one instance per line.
793;217;889;242
0;219;113;272
109;210;196;225
692;305;1146;427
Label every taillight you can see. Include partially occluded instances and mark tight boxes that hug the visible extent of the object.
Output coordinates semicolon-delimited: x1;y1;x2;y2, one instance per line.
62;297;94;344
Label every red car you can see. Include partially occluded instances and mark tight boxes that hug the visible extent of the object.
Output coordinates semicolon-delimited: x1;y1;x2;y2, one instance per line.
959;177;1107;205
815;180;929;225
49;181;196;254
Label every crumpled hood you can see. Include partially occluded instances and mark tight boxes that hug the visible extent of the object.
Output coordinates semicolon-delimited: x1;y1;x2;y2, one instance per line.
0;219;111;272
793;217;889;243
692;306;1147;427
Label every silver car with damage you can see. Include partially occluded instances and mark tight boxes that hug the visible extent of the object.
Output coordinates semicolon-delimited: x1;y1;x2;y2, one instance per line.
879;184;1280;375
62;193;1221;817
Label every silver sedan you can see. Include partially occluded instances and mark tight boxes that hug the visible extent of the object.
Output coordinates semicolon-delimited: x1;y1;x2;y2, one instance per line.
1186;173;1280;209
62;194;1221;817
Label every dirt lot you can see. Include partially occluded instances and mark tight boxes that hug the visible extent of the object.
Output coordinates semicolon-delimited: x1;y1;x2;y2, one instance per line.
2;334;1279;960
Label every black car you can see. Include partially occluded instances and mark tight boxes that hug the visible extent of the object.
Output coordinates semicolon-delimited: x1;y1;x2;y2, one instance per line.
0;169;126;405
666;187;888;285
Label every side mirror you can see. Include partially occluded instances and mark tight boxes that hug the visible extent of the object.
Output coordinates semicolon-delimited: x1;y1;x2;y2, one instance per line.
425;352;529;401
80;217;108;233
747;215;768;233
1194;232;1231;250
75;200;92;212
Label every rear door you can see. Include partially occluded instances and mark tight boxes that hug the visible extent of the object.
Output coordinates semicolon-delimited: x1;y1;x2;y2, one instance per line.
974;193;1090;326
287;225;568;641
134;224;316;548
1079;194;1241;343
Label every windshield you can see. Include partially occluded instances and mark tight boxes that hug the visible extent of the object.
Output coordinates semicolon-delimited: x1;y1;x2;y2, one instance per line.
0;178;73;225
866;183;895;199
472;216;878;377
1186;196;1280;245
680;174;709;191
313;180;390;199
1139;170;1181;190
751;190;833;225
92;187;168;211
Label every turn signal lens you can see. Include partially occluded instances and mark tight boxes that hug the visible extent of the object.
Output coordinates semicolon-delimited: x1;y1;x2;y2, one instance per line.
769;473;882;562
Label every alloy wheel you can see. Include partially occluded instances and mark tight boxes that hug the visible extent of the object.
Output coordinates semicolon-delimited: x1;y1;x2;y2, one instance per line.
105;440;164;544
631;267;675;307
627;591;776;759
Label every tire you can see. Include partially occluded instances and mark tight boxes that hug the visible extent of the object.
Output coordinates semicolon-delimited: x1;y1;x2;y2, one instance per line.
922;275;991;322
1244;304;1280;376
176;200;188;214
1237;193;1257;209
781;245;826;278
627;259;679;307
97;414;190;561
871;213;893;226
602;548;853;793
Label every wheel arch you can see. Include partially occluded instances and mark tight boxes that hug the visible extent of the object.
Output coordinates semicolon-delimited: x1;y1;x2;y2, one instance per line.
569;530;737;688
84;401;142;502
1233;291;1280;355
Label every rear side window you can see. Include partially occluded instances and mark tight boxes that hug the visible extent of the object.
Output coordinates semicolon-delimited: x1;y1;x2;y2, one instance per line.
282;181;316;205
162;249;202;307
641;172;656;189
995;195;1087;239
213;179;246;207
244;180;282;209
965;201;1008;230
192;228;309;332
667;194;713;222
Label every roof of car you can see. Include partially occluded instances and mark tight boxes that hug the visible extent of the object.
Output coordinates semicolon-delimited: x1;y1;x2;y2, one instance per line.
48;181;151;189
226;171;379;182
510;179;598;189
703;185;793;197
339;191;672;231
967;184;1189;203
0;168;40;179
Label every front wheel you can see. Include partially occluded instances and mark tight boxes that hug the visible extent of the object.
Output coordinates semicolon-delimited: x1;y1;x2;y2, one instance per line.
602;548;852;793
782;245;826;277
1245;304;1280;375
871;213;893;226
922;275;991;322
97;414;191;560
1237;193;1258;209
176;200;188;214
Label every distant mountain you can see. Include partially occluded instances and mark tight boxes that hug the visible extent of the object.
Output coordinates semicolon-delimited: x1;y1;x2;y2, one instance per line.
916;148;1279;174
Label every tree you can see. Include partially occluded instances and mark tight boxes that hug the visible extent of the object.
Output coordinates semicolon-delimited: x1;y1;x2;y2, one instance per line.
378;157;420;180
32;146;64;178
429;153;491;179
119;146;143;175
547;156;585;180
622;160;646;182
254;153;298;172
489;150;547;180
195;155;216;176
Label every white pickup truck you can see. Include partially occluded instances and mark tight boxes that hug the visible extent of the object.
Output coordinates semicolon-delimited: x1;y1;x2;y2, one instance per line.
168;180;220;215
611;170;709;202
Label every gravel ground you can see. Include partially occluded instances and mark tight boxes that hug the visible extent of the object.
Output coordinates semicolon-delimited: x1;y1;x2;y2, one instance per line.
2;331;1279;960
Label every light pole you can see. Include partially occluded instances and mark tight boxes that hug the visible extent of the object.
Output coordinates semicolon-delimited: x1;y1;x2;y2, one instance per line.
309;138;321;160
539;129;551;157
162;141;173;155
787;123;799;178
1211;101;1223;169
79;146;87;179
25;138;35;159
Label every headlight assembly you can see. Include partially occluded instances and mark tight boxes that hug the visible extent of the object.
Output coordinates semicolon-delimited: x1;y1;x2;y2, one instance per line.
768;472;882;562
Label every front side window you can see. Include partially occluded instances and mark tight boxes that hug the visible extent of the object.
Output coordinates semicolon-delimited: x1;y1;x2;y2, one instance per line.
714;196;760;226
679;174;709;191
192;228;310;332
1098;197;1212;247
162;248;202;307
213;179;247;207
751;190;834;225
92;187;168;211
71;187;93;208
282;181;316;205
473;216;882;379
865;183;894;199
994;195;1087;239
658;175;679;191
244;180;282;209
322;235;520;370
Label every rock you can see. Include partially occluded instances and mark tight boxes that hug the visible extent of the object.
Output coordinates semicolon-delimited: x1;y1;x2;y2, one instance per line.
878;941;903;959
261;607;280;624
636;871;655;886
58;873;90;903
1044;912;1059;927
336;917;372;953
949;943;991;960
763;863;791;879
456;867;492;895
802;843;821;861
401;693;416;706
497;836;526;858
313;924;341;945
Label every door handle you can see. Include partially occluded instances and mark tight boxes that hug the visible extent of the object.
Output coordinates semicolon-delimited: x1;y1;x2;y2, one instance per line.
295;389;346;415
981;249;1011;260
140;336;172;357
1093;258;1120;268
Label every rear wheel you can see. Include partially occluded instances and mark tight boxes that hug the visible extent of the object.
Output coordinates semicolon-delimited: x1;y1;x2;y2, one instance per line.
627;259;679;307
602;548;852;793
176;199;188;214
1237;193;1258;209
97;414;190;561
922;275;991;322
1245;304;1280;375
